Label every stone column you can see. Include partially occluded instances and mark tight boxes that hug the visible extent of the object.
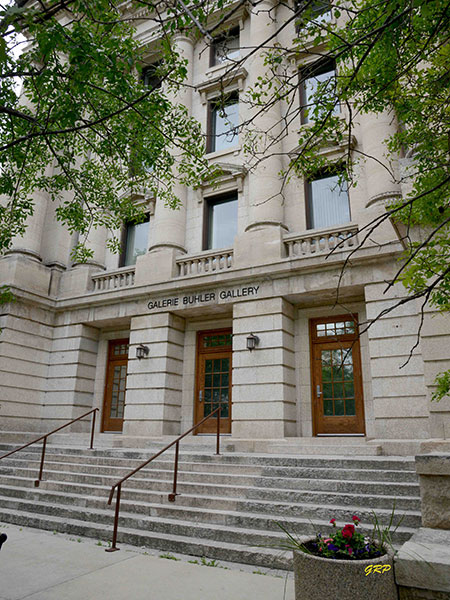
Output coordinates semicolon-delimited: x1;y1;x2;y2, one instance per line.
234;0;287;268
8;189;48;262
135;33;194;286
124;312;185;437
232;298;296;438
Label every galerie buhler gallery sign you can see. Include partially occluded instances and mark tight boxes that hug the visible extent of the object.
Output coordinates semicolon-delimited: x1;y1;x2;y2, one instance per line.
147;285;260;311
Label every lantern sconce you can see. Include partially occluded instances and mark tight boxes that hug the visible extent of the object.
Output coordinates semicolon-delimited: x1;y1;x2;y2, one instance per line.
246;333;260;351
136;344;149;359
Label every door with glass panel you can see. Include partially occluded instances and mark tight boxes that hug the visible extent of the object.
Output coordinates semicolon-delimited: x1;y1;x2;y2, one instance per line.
195;329;232;434
310;317;365;435
102;339;129;432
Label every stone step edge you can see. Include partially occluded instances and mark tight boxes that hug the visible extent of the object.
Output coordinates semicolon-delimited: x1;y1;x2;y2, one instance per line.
0;474;421;504
0;444;417;465
0;490;420;538
0;508;293;570
0;483;422;523
0;461;419;483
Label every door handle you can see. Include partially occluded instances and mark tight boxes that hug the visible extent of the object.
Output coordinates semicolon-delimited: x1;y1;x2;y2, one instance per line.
199;390;203;403
316;385;322;398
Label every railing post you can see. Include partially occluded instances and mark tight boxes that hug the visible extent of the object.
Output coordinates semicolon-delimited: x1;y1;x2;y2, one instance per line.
106;483;121;552
35;436;47;487
216;409;220;455
168;441;180;502
90;409;97;450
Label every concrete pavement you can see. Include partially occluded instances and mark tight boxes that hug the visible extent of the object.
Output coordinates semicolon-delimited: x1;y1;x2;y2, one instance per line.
0;524;294;600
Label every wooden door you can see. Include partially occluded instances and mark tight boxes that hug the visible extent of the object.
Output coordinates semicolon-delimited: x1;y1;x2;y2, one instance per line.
102;339;129;432
310;317;365;435
195;329;232;434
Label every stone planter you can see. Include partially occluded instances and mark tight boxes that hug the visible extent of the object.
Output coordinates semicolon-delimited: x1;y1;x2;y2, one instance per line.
293;546;398;600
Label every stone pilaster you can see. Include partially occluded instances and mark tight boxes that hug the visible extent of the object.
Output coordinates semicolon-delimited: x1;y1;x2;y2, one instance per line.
0;300;53;432
124;312;185;436
232;298;296;438
364;282;430;439
41;323;99;430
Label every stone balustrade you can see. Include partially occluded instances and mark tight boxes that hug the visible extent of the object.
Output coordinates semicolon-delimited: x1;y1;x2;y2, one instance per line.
176;249;233;277
91;266;135;292
284;225;359;259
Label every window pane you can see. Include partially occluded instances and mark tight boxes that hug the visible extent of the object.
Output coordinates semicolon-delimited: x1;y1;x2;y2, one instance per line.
302;60;338;124
213;30;240;65
211;98;239;153
124;218;149;266
207;196;238;249
308;173;350;229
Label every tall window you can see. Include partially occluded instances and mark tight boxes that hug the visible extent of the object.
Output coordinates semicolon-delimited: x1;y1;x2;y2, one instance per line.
211;27;240;66
121;215;150;266
300;59;338;124
142;62;162;90
306;172;350;229
204;193;238;250
208;93;239;153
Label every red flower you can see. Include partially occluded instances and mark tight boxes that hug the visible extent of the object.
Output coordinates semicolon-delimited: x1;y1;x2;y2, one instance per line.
342;524;355;539
352;515;360;523
329;518;336;525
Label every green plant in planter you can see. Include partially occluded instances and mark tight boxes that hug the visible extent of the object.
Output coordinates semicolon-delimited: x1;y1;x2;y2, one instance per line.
278;507;402;561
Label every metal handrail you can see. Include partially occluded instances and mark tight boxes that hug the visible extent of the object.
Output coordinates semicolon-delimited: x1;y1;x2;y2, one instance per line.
0;408;99;487
106;407;221;552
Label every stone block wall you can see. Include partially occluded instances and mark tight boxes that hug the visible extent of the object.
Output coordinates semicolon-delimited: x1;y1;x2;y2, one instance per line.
125;312;185;436
232;298;296;438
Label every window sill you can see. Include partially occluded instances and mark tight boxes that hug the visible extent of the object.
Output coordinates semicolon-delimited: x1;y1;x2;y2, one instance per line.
206;145;241;160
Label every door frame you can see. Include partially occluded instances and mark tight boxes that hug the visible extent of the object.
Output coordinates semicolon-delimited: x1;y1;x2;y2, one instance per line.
101;338;129;432
194;328;233;434
309;315;365;436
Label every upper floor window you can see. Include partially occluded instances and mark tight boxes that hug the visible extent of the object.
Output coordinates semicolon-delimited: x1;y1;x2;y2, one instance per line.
300;58;338;124
211;27;240;66
120;215;150;266
142;62;162;90
306;172;350;230
208;92;239;153
204;192;238;250
295;0;331;30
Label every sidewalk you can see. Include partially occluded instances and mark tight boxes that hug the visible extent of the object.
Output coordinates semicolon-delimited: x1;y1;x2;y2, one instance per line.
0;524;294;600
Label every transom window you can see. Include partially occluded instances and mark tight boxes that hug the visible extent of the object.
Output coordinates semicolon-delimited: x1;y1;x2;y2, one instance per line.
121;215;150;266
208;93;239;153
203;333;233;348
306;171;350;230
211;27;240;66
204;192;238;250
300;59;339;124
316;320;356;338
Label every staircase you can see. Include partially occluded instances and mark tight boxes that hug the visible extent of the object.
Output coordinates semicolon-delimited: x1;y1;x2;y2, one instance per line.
0;441;421;570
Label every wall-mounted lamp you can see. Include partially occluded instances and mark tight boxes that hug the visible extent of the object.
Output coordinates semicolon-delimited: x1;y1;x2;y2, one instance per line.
136;344;149;359
246;333;260;351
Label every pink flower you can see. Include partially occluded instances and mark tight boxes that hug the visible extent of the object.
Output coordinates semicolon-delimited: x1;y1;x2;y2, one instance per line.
323;538;332;543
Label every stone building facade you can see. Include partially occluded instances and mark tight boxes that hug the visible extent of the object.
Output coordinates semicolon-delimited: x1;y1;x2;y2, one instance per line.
1;0;450;454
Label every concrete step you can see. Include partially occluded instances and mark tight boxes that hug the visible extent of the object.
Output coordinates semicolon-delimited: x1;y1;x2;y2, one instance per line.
0;456;419;483
0;442;421;568
0;507;291;570
0;475;422;532
0;444;417;471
